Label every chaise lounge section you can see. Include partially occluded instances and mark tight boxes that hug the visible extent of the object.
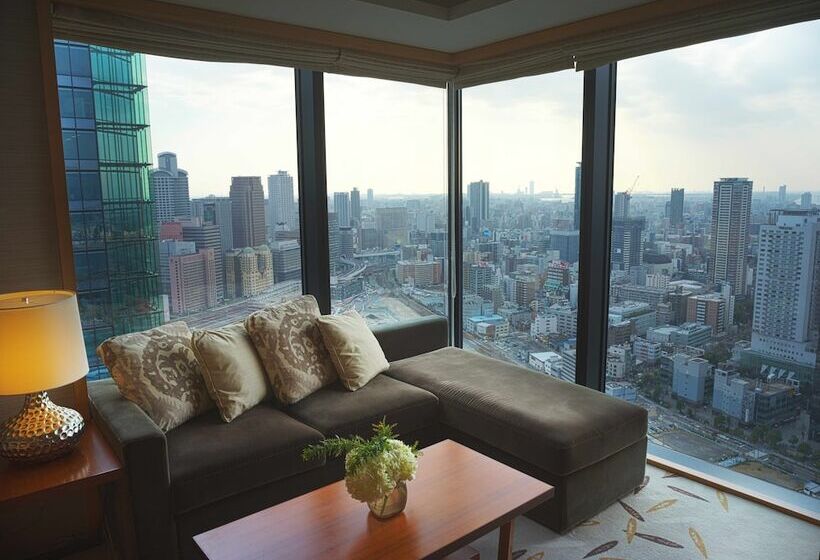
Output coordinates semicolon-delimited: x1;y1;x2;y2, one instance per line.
89;316;647;560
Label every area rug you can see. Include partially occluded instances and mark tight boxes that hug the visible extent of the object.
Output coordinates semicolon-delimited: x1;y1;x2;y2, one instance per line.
470;464;820;560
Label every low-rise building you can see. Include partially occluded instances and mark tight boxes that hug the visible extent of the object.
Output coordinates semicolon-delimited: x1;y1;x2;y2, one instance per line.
529;351;563;377
712;369;755;423
671;354;712;404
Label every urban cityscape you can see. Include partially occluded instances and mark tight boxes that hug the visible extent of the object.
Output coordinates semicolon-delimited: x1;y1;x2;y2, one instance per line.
55;38;818;507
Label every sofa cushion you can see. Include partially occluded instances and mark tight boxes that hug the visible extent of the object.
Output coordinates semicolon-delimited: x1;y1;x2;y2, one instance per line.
97;321;213;432
245;295;337;404
387;347;647;476
317;310;389;391
286;375;439;439
191;322;270;423
166;404;324;513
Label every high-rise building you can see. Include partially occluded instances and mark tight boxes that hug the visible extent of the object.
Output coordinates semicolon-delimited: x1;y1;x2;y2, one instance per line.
225;246;274;298
271;240;302;282
574;162;582;229
159;240;196;295
339;227;355;258
151;152;191;223
611;217;645;272
328;212;341;274
801;192;813;208
191;196;233;251
367;188;374;207
709;177;752;296
350;188;361;226
670;188;684;227
778;185;787;205
168;249;217;315
181;219;225;301
334;192;351;228
230;176;267;248
55;41;164;377
613;191;631;220
468;180;490;232
376;207;409;248
267;171;296;233
751;209;819;367
549;230;580;263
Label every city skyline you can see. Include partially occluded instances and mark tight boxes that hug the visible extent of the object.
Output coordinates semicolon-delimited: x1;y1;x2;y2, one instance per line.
144;19;820;197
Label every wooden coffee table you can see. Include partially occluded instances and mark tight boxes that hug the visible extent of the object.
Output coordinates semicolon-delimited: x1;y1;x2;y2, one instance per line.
194;439;553;560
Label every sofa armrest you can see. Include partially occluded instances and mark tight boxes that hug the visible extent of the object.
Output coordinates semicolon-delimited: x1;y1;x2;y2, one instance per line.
373;315;448;362
89;378;177;560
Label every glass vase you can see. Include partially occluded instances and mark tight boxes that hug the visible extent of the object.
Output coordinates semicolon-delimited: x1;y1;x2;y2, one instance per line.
368;481;407;519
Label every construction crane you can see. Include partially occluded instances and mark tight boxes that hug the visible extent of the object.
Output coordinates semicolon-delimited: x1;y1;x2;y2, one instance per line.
626;174;640;196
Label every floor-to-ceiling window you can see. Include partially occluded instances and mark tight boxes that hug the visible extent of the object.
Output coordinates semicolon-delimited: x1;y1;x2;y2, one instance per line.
324;75;447;327
605;20;820;502
55;41;303;377
461;71;584;381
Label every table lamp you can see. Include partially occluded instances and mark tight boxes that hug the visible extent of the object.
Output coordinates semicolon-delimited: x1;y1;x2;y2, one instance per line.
0;290;89;463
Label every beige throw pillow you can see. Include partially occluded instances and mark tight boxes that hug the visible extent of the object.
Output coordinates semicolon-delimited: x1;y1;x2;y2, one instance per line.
244;295;337;404
317;310;389;391
191;323;270;423
97;321;213;432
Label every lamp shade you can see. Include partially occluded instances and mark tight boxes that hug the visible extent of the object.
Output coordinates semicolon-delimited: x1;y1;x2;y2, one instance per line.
0;290;88;395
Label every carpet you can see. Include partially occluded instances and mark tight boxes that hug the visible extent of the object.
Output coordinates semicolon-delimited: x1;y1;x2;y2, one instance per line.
470;464;820;560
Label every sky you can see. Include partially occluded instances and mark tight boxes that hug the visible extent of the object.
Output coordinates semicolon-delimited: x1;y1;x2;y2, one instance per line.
145;19;819;198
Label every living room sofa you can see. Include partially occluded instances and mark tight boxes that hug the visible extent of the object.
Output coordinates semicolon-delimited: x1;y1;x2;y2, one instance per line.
89;316;647;560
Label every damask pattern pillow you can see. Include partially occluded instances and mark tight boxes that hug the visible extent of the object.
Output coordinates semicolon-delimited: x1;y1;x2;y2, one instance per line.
97;321;213;431
244;295;337;404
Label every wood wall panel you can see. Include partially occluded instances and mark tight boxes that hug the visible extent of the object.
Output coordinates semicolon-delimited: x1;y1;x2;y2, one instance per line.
0;0;78;420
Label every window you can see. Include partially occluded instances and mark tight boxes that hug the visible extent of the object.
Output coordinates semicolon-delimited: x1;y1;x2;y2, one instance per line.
55;41;302;377
461;72;583;381
607;21;820;501
324;75;447;327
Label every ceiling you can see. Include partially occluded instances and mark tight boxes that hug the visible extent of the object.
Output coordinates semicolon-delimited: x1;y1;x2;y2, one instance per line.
161;0;655;52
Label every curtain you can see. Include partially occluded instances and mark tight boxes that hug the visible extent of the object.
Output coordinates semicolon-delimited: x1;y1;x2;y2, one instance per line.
51;2;457;88
51;0;820;89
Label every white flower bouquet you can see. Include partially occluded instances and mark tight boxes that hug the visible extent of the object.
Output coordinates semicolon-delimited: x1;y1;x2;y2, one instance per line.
302;420;420;517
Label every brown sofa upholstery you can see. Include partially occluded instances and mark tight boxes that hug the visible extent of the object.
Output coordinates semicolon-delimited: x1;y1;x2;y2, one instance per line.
89;315;647;560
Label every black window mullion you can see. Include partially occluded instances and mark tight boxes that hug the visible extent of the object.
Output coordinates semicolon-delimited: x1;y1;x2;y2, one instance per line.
576;63;617;391
447;82;463;347
294;69;331;314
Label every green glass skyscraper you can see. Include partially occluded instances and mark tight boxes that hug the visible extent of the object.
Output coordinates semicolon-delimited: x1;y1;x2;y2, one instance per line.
55;41;163;377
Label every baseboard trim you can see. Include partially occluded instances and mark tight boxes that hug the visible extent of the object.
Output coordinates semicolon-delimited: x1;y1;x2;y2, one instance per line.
647;454;819;526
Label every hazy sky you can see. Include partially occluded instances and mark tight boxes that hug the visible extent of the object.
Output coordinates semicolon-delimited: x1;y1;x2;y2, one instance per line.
146;19;819;198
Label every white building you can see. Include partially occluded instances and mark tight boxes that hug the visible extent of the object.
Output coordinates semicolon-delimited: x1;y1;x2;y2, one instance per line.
529;351;563;377
751;209;819;368
712;369;755;423
633;337;663;365
530;314;558;338
151;152;191;222
606;345;633;380
672;354;712;404
267;171;296;232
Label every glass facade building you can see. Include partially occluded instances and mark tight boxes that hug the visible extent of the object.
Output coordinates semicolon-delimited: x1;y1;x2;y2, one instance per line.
55;41;163;378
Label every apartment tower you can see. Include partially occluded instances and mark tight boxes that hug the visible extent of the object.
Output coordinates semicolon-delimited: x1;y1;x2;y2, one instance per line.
709;177;752;295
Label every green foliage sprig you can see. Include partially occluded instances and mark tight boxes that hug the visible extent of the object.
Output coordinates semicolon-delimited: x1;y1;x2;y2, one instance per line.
302;419;419;476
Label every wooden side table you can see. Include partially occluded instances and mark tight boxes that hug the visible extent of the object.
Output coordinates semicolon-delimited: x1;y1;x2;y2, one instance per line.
0;422;132;559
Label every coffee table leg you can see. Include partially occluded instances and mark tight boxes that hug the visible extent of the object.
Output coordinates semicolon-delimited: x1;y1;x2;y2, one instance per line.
497;519;514;560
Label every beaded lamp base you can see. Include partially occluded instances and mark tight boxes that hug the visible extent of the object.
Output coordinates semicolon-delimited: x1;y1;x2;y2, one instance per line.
0;391;85;463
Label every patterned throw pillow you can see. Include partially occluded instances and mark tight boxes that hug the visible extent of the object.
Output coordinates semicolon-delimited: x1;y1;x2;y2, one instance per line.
244;295;337;404
97;321;213;431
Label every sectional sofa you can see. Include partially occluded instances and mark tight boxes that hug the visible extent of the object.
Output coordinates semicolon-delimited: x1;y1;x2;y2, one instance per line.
89;316;648;560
